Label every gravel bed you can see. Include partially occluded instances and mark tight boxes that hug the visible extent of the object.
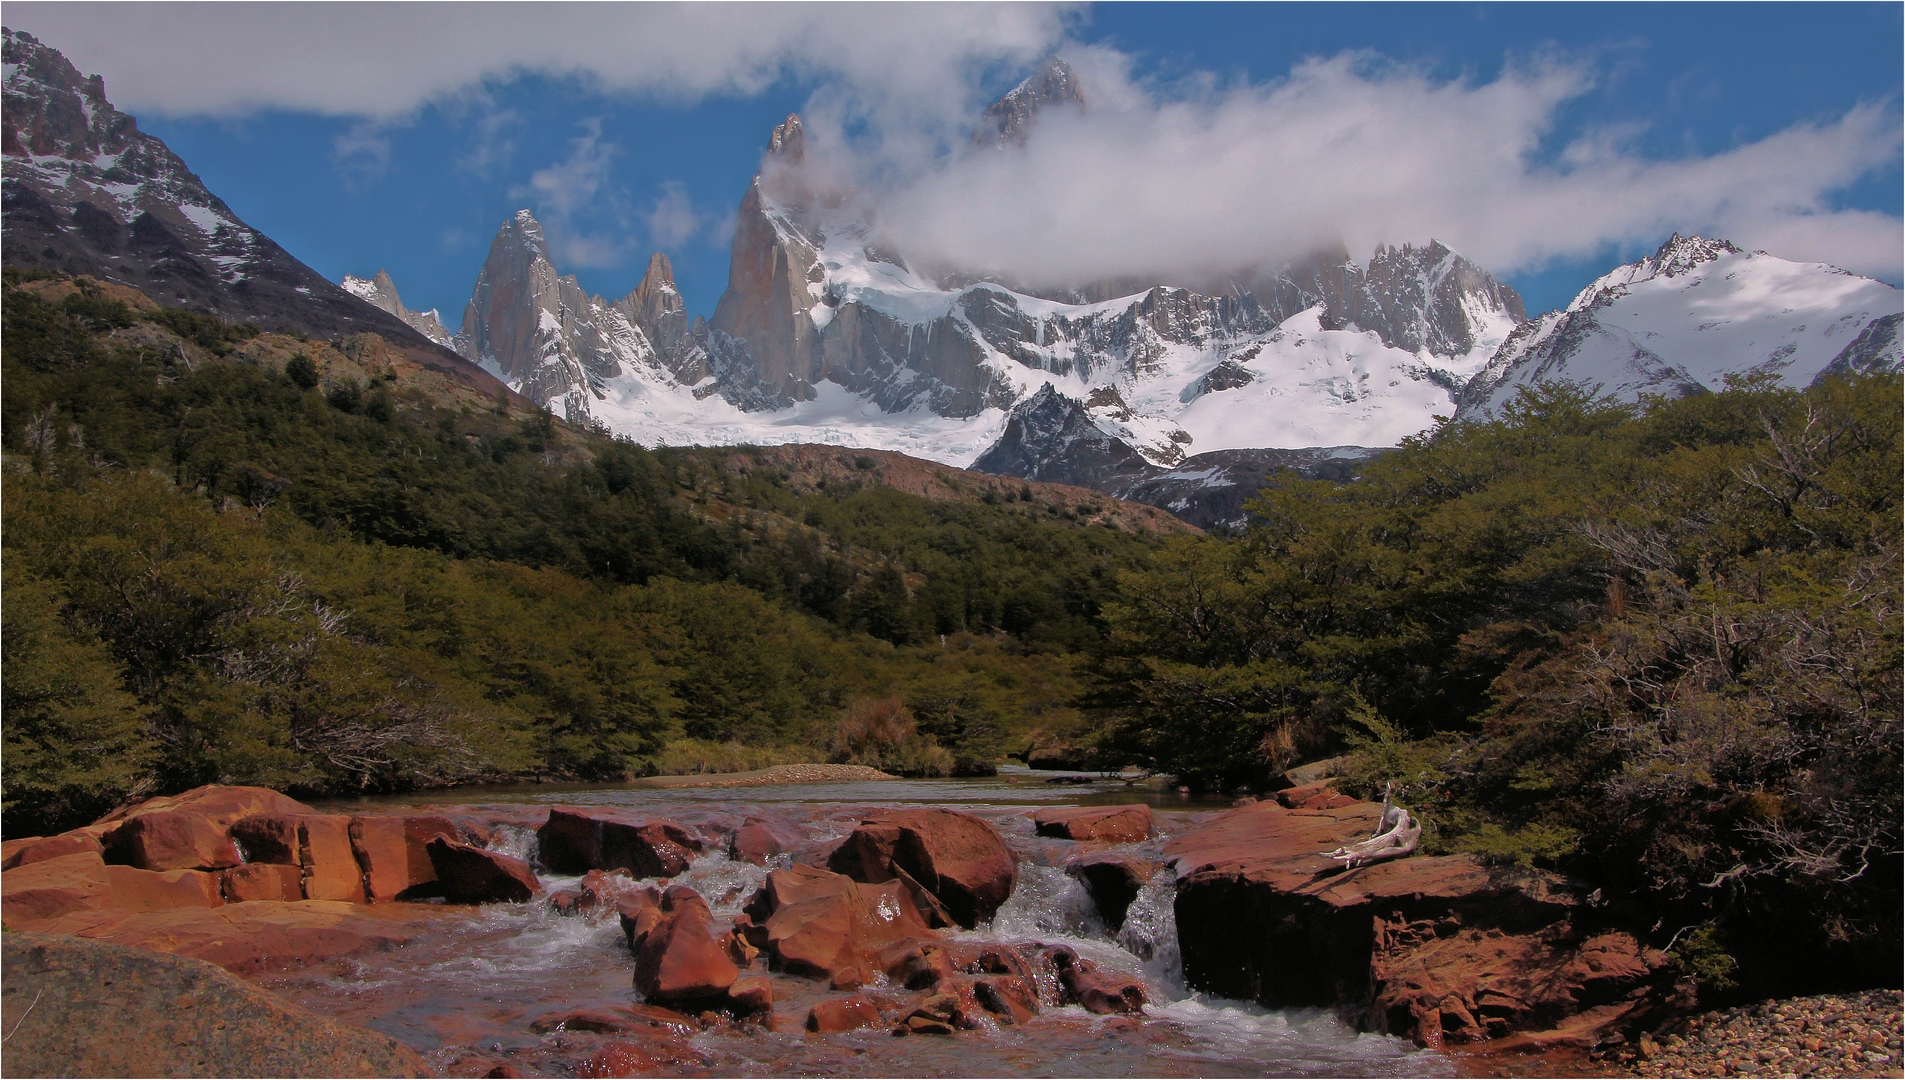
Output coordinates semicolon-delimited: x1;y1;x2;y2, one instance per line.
675;763;897;787
1620;990;1901;1078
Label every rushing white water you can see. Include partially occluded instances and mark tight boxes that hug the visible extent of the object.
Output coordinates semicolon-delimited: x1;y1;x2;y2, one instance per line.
281;775;1454;1077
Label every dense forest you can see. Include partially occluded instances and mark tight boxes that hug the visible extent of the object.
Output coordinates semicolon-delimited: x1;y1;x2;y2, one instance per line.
4;271;1898;996
1089;373;1901;994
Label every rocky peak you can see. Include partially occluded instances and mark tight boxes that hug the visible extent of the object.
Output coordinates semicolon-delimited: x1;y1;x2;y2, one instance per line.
767;113;805;163
1646;233;1741;279
2;28;139;160
341;269;452;349
971;383;1151;487
3;27;497;368
614;251;707;384
974;56;1085;147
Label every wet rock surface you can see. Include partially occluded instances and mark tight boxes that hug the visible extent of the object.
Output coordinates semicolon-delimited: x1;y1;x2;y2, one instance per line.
827;807;1018;928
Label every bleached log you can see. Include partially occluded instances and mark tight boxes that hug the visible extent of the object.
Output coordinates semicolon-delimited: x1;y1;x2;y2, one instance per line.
1322;786;1422;869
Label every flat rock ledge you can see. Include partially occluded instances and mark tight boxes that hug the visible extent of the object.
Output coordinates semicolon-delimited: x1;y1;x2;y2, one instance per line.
0;932;430;1077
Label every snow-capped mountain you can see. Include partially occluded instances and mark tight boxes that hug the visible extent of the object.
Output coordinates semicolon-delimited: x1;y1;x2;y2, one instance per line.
341;269;453;348
0;27;504;399
1458;235;1902;419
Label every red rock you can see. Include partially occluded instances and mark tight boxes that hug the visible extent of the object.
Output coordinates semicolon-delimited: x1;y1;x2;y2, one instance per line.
1031;804;1155;843
630;885;739;1006
107;810;240;871
1274;780;1356;810
806;994;886;1033
230;814;301;864
1066;852;1159;931
730;815;804;866
426;838;540;903
727;975;773;1016
96;785;313;829
20;899;445;972
617;887;665;951
299;815;365;903
349;816;421;902
221;863;304;902
528;1004;698;1036
972;974;1039;1024
104;865;224;912
746;865;935;989
827;808;1016;928
1;851;114;926
1045;947;1146;1014
574;1032;707;1078
1165;798;1632;1046
2;831;103;871
537;807;702;877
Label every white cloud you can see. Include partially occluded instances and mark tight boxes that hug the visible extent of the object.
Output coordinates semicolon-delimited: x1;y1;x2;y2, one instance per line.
844;53;1902;288
519;119;615;219
4;3;1072;119
330;120;392;189
646;182;704;249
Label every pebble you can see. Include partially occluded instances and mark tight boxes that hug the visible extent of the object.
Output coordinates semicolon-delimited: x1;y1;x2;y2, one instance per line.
1617;989;1902;1079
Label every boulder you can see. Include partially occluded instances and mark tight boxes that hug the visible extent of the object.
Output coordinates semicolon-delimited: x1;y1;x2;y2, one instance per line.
348;816;424;902
426;838;540;903
1275;780;1355;810
104;865;224;912
726;975;774;1017
2;831;103;871
827;809;1016;928
744;864;935;989
629;885;739;1007
730;815;805;866
95;785;314;829
538;807;702;878
1;932;429;1077
1;851;114;926
298;815;366;903
806;994;884;1033
1031;804;1155;844
222;862;305;902
1165;798;1655;1047
1066;852;1159;930
107;810;240;872
1044;946;1146;1015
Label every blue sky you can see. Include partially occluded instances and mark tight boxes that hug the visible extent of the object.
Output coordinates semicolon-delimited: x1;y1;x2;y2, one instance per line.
10;3;1901;327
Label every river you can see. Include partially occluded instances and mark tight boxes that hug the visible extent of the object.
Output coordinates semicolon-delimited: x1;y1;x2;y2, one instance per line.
278;769;1451;1077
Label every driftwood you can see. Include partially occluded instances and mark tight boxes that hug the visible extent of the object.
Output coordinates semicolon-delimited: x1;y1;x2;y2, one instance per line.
1321;784;1421;869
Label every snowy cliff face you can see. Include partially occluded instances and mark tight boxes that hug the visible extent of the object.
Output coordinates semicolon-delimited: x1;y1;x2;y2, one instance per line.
1457;235;1904;420
341;270;453;348
688;66;1528;482
452;210;694;422
0;28;487;364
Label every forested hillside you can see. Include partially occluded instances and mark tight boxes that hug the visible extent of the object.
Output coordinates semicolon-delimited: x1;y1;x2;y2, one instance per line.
1;273;1171;834
1089;373;1901;994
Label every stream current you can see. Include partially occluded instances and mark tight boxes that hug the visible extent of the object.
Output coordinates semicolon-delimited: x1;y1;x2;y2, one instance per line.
282;769;1451;1077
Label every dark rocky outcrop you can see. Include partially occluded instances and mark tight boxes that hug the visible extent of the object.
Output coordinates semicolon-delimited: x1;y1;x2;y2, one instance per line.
1066;852;1159;931
425;838;540;903
1167;798;1676;1048
1;31;514;404
0;932;430;1077
536;807;702;878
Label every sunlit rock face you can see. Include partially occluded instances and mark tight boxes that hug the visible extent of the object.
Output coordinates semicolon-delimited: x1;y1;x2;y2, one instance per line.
342;270;453;349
